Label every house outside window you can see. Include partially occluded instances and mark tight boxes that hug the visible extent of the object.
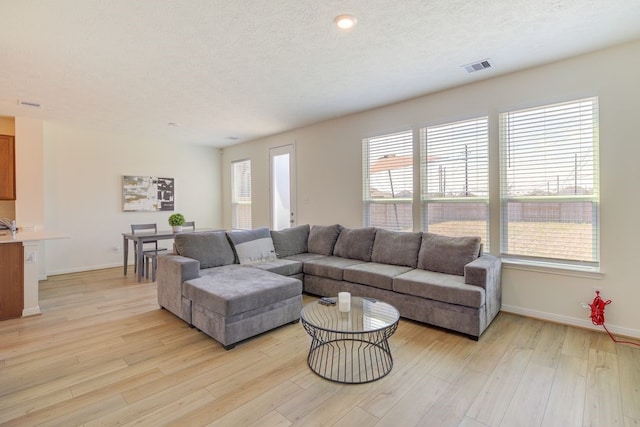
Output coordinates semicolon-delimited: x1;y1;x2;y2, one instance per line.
421;117;489;246
499;97;599;266
363;130;413;231
231;159;251;230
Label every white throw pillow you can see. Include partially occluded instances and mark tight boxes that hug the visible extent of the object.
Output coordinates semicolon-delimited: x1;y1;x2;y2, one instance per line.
227;228;277;264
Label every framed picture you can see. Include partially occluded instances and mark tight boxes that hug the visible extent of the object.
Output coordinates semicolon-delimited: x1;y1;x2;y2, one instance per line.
122;175;174;211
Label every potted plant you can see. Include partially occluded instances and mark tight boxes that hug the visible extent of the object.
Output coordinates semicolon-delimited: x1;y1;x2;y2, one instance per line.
168;213;185;232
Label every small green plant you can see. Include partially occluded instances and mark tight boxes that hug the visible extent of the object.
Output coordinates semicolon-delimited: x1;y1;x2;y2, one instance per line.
168;213;185;226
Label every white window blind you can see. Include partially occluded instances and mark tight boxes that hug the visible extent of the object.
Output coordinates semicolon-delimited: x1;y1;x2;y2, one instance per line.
363;130;413;231
421;117;489;244
231;159;252;230
499;97;599;265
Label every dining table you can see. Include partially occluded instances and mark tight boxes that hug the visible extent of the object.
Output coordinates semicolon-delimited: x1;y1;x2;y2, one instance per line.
122;228;215;282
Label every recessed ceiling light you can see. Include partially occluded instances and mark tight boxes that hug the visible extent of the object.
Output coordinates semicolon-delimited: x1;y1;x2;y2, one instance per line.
334;14;357;30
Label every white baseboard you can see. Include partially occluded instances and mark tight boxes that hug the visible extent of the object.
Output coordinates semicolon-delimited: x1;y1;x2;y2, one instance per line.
22;306;42;317
46;262;125;277
501;304;640;340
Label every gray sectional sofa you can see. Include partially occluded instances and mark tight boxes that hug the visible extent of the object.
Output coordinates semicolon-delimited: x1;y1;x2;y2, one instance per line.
156;224;501;349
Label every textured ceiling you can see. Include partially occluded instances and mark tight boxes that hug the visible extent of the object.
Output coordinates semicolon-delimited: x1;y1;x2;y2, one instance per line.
1;0;639;147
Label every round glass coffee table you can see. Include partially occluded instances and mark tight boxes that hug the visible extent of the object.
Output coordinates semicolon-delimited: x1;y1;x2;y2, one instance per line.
300;296;400;384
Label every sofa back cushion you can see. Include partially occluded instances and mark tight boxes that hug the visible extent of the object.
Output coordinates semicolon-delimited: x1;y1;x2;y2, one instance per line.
371;229;422;268
271;224;310;258
333;227;377;261
417;232;481;276
174;231;235;269
308;224;343;255
226;227;277;264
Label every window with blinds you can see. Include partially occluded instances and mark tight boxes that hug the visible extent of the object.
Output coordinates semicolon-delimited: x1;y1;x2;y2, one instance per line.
421;117;489;245
231;159;252;230
499;97;599;265
363;130;413;231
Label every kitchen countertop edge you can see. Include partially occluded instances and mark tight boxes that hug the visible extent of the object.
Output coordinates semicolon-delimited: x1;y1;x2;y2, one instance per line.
0;230;70;243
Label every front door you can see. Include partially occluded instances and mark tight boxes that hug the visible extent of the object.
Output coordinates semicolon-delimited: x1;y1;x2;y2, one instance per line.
269;144;296;230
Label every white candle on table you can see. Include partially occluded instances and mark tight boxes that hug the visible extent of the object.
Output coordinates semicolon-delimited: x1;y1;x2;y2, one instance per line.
338;292;351;312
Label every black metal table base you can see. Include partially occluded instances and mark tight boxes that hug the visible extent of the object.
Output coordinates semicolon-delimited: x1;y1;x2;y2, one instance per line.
303;322;398;384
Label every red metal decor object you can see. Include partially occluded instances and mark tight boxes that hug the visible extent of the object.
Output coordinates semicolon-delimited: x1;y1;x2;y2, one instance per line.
589;290;640;347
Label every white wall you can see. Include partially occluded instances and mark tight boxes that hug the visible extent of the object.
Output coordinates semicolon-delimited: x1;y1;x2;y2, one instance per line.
14;117;47;279
221;40;640;338
43;122;222;274
15;117;45;230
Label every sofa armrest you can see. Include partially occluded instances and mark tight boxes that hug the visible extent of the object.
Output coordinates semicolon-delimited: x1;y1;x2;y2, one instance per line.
465;254;502;326
464;254;500;290
157;254;200;321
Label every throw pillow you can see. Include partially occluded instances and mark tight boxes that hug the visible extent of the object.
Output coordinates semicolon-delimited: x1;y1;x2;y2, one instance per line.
174;231;235;269
271;224;310;258
226;227;277;264
417;232;481;276
333;227;377;261
307;224;343;255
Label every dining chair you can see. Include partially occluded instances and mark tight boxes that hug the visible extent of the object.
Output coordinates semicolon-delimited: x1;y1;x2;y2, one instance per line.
131;223;167;278
145;252;159;282
144;222;194;281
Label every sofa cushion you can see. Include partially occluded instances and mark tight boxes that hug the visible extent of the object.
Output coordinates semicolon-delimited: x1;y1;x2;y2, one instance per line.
271;224;310;257
308;224;343;255
393;269;485;308
226;227;277;264
247;258;303;276
417;233;481;276
303;256;367;281
343;262;413;291
174;231;235;269
183;266;302;317
371;229;422;268
333;227;377;262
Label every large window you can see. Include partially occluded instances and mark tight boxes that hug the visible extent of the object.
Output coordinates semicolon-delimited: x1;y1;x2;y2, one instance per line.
231;159;251;230
421;117;489;245
499;97;599;265
363;130;413;231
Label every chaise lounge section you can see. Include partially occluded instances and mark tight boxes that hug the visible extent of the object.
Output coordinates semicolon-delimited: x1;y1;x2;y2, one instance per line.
157;229;302;349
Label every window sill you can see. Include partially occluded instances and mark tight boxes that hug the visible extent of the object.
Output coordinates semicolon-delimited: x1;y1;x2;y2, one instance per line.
501;257;604;280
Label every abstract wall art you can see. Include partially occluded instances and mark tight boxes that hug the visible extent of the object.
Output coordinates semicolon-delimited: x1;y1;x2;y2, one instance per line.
122;175;174;211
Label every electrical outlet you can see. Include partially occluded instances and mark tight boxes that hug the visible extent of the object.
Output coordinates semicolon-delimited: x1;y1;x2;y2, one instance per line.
25;251;37;263
113;244;121;253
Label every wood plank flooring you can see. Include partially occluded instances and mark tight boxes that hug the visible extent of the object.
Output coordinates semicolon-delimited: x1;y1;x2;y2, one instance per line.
1;268;638;426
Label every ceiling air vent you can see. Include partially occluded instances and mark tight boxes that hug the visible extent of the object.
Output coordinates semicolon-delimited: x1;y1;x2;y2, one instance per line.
17;99;41;108
462;59;493;73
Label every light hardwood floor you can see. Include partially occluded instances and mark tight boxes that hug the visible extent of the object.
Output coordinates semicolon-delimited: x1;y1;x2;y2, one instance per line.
0;268;638;426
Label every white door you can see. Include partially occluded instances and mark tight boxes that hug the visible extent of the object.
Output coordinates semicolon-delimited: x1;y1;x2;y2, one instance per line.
269;144;296;230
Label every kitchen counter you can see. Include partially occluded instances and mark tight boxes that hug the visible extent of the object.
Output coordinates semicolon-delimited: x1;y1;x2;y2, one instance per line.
0;229;68;243
0;228;69;319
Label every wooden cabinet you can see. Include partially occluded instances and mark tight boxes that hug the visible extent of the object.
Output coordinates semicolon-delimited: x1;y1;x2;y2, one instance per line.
0;135;16;200
0;243;24;320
